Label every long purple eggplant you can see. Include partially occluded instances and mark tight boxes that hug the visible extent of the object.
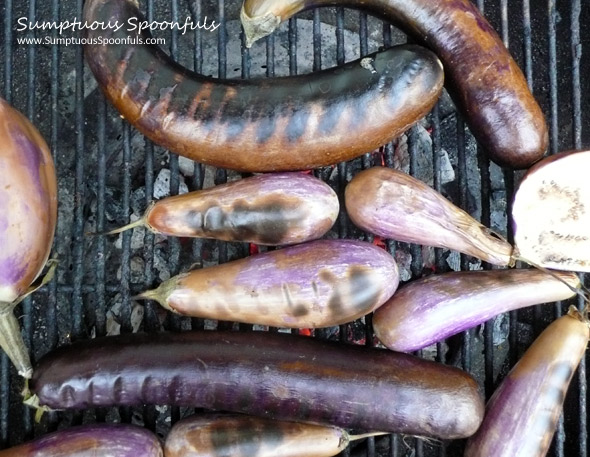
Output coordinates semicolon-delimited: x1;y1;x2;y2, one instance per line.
345;167;514;266
373;269;580;352
0;424;162;457
105;172;339;246
464;307;589;457
165;414;384;457
26;331;485;440
0;97;57;378
137;239;399;328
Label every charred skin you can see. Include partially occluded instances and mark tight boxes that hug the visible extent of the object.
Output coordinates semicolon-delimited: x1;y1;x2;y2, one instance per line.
146;173;339;245
164;414;349;457
345;167;514;266
30;331;485;439
373;269;580;353
0;424;163;457
139;240;399;328
83;0;444;172
464;308;590;457
241;0;548;169
0;97;57;378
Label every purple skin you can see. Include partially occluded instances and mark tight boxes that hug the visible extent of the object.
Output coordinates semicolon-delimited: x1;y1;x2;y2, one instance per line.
144;172;340;245
464;309;589;457
0;424;163;457
139;239;399;328
373;269;580;352
29;331;485;440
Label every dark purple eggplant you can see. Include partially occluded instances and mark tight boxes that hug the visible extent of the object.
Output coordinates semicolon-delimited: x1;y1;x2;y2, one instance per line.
26;331;485;440
137;239;399;328
0;97;58;378
165;414;384;457
83;0;443;172
240;0;548;169
0;424;162;457
464;307;589;457
104;172;339;246
373;269;580;353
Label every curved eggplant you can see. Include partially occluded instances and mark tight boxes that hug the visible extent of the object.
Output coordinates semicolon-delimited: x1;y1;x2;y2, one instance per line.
0;424;163;457
27;331;485;440
165;414;379;457
106;172;339;245
345;167;514;266
137;239;399;328
373;269;580;353
512;149;590;272
464;307;589;457
83;0;444;172
241;0;548;169
0;97;57;378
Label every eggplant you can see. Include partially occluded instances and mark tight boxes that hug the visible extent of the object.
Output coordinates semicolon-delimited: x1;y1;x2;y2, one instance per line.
137;239;399;328
26;331;485;440
512;149;590;272
464;307;589;457
373;269;580;353
345;167;514;266
240;0;548;169
0;97;57;378
104;172;339;246
83;0;443;172
165;414;384;457
0;424;162;457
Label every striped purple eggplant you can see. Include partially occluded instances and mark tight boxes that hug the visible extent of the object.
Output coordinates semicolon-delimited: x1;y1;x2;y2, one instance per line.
0;97;57;378
137;239;399;328
512;149;590;272
27;331;485;440
345;167;514;266
373;269;580;352
464;307;589;457
0;424;162;457
106;172;339;246
165;414;381;457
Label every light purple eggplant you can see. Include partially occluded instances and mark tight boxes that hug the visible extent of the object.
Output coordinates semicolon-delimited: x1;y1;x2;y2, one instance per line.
464;307;589;457
373;269;580;352
345;167;515;266
104;172;339;246
0;97;57;378
0;424;162;457
137;239;399;328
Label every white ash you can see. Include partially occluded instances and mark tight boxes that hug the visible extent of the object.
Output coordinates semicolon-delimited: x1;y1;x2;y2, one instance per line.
395;249;412;282
153;168;189;199
178;156;197;177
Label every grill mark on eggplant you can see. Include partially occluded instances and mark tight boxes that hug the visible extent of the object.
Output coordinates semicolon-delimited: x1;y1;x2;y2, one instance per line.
83;0;443;172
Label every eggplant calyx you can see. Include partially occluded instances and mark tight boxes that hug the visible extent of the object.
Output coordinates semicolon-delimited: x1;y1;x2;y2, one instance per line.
12;259;58;307
132;276;182;312
240;6;280;48
22;391;52;423
567;305;590;330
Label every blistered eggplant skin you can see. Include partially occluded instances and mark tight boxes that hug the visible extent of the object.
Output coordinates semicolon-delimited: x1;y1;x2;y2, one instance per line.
0;98;57;304
141;240;399;328
465;309;589;457
373;269;580;353
30;331;484;440
83;0;444;172
165;414;349;457
241;0;548;169
146;173;339;245
345;167;514;266
0;424;163;457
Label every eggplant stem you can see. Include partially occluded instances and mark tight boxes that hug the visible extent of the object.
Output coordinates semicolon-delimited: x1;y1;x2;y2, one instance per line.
12;259;58;307
515;255;590;306
0;305;32;378
349;432;389;441
86;216;146;237
22;391;52;423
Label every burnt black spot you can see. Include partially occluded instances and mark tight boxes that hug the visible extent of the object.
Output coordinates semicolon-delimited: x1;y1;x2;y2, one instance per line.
286;109;309;142
186;210;203;230
209;418;284;457
292;304;310;317
348;266;380;310
203;206;227;232
320;270;345;320
225;117;246;139
256;116;277;144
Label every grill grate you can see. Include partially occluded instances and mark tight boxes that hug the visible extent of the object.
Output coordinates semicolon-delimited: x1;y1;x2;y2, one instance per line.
1;0;589;455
